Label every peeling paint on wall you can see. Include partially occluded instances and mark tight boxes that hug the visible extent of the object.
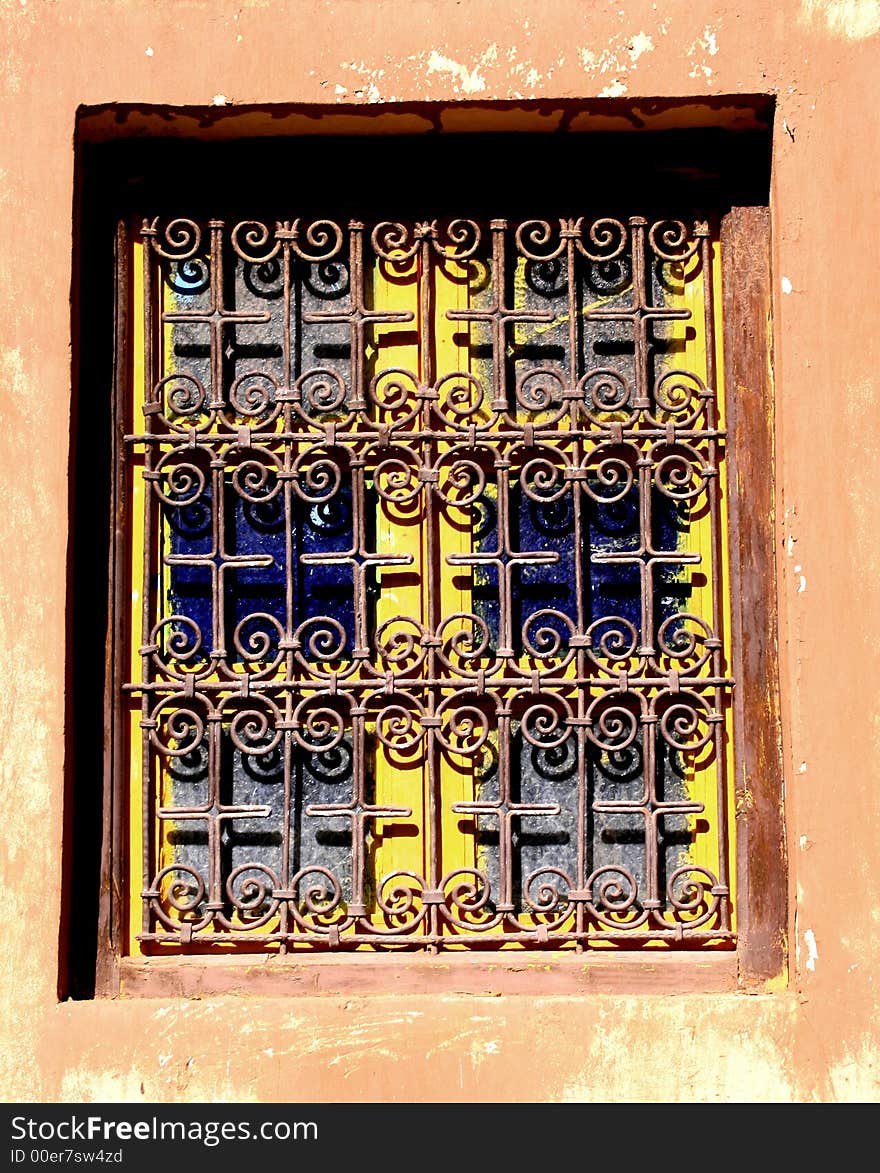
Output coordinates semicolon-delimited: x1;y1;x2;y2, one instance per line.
426;49;487;95
686;24;720;80
801;0;880;38
336;41;575;104
627;31;656;61
562;1001;798;1102
827;1037;880;1099
804;928;819;971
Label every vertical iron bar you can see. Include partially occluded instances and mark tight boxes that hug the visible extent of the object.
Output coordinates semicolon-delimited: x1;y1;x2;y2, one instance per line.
140;230;156;938
567;232;587;950
419;231;441;947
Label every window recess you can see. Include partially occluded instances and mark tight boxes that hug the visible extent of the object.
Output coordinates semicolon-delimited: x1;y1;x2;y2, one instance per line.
121;208;738;956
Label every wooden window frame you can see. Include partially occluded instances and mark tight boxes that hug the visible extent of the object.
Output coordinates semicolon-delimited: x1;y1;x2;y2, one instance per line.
65;105;785;999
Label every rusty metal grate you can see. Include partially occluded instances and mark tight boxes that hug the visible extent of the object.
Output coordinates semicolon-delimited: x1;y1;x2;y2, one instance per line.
123;212;734;952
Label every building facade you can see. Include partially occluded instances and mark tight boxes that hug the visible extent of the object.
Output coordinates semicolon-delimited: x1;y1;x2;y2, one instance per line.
1;0;878;1102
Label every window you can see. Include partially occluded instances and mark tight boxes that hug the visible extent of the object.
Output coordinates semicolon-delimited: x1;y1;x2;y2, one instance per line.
73;121;784;993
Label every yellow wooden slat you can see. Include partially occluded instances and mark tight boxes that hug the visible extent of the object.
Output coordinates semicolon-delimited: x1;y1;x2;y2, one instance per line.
370;251;427;893
370;245;476;908
432;252;476;881
667;237;735;930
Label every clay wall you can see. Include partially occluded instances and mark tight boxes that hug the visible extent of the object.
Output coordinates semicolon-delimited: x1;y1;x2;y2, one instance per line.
1;0;878;1102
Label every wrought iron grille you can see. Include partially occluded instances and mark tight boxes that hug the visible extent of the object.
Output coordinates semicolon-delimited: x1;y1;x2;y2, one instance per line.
124;212;734;952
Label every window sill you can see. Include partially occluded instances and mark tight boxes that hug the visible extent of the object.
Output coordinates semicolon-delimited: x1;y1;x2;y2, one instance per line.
115;950;740;998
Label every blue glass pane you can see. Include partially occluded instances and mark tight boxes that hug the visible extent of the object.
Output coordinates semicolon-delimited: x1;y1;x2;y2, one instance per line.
228;493;286;635
167;488;213;647
302;489;356;653
168;482;356;657
514;486;579;633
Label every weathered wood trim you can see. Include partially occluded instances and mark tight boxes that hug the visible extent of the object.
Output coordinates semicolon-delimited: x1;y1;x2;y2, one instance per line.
721;204;788;987
118;951;738;998
95;220;128;998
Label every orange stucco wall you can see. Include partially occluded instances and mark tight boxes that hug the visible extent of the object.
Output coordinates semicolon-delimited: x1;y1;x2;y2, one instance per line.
1;0;878;1103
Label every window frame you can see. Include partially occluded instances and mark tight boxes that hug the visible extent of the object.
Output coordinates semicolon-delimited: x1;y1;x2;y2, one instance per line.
67;111;785;998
